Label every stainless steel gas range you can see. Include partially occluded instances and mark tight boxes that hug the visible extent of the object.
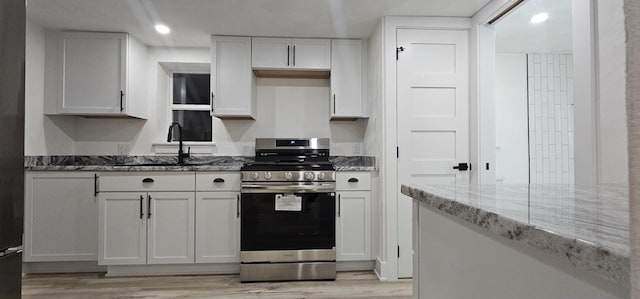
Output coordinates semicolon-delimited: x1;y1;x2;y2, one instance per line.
240;138;336;282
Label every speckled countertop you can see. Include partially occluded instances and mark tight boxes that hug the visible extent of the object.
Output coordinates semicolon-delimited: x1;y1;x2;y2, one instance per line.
24;155;376;172
401;184;629;286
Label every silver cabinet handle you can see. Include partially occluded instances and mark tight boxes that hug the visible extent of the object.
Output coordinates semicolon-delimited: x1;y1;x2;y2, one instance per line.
236;194;240;218
293;45;296;66
287;45;290;66
338;194;341;217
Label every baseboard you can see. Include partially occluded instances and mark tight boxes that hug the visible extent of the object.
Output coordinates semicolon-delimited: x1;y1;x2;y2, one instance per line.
336;260;375;272
106;263;240;277
374;257;387;281
23;260;376;277
23;261;106;274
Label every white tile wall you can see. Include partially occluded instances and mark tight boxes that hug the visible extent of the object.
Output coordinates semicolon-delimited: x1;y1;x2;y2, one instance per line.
528;53;575;184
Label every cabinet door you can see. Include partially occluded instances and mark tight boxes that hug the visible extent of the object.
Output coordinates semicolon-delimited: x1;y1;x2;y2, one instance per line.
331;40;364;118
211;36;256;119
58;32;126;114
291;39;331;70
195;192;240;263
336;191;371;261
98;192;146;265
251;37;291;69
24;172;98;262
146;192;195;264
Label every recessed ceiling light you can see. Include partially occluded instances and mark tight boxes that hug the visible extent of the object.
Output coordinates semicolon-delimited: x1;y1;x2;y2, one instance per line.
155;24;170;34
530;13;549;24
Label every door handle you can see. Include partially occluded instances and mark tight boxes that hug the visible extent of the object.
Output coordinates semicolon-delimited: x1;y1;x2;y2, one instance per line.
293;45;296;66
213;178;225;183
287;45;290;66
139;195;144;219
453;163;470;171
236;194;240;218
147;195;152;219
348;178;359;183
338;194;341;217
142;178;154;183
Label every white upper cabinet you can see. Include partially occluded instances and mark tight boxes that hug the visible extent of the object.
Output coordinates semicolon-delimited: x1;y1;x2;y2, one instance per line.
250;38;291;69
290;39;331;70
211;36;256;119
331;39;366;119
251;38;330;70
46;31;147;118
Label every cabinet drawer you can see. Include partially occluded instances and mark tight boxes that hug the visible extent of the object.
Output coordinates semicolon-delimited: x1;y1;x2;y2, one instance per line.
336;172;371;191
99;172;195;192
196;172;241;192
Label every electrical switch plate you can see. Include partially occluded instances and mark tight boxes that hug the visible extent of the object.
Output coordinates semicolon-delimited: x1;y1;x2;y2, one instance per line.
117;144;130;155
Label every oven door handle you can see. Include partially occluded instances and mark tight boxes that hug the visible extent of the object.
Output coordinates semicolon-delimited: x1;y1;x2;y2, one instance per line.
241;182;336;193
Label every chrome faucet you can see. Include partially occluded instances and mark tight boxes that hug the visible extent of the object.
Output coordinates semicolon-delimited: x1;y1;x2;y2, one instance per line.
167;122;190;165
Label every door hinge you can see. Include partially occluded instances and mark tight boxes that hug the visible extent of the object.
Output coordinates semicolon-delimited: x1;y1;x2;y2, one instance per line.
397;146;399;158
396;46;405;60
397;246;400;258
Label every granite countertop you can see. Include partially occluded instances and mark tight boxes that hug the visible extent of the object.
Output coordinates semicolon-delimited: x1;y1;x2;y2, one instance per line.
401;184;630;286
25;155;377;172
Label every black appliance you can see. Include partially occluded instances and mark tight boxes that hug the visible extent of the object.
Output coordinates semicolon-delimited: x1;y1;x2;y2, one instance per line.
0;0;26;298
240;138;336;282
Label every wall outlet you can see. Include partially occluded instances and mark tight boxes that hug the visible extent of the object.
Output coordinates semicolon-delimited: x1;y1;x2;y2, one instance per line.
352;144;362;155
117;144;130;155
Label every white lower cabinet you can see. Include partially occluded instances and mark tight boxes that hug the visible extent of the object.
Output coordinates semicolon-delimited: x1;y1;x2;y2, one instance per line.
99;192;147;265
335;171;372;261
336;191;371;261
24;172;99;262
98;173;196;266
146;192;195;264
98;191;195;265
195;192;240;263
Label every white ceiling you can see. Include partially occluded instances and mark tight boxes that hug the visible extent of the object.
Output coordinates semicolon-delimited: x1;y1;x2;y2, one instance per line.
26;0;491;47
495;0;572;54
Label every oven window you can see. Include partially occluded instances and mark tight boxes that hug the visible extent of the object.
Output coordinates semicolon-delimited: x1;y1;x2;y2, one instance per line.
241;193;335;251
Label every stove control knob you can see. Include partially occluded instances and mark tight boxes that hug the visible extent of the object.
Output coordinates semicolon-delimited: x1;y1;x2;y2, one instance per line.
251;172;260;180
284;172;293;180
317;172;326;180
264;172;272;180
304;172;315;180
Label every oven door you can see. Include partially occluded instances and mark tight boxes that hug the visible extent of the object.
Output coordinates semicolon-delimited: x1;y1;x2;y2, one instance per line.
240;191;335;252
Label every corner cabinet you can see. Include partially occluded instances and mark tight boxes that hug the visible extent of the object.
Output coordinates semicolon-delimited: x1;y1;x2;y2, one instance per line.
251;38;331;70
335;172;372;261
210;36;256;119
330;40;366;119
46;31;147;118
98;173;195;265
24;172;99;262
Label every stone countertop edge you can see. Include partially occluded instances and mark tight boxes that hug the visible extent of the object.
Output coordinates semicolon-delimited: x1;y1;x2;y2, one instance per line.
401;184;630;287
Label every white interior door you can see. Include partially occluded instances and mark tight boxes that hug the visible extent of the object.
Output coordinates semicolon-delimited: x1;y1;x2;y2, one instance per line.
396;29;470;278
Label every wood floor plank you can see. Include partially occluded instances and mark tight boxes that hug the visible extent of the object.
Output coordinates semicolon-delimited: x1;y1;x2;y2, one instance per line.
23;271;412;299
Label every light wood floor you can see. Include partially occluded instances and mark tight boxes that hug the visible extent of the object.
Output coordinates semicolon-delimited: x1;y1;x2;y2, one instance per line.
23;271;412;299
